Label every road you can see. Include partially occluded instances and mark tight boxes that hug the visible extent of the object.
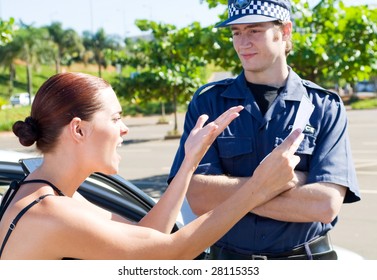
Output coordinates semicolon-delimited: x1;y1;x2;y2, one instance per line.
1;109;376;259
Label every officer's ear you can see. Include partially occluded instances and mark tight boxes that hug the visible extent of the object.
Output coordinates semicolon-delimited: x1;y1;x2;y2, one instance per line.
281;21;292;40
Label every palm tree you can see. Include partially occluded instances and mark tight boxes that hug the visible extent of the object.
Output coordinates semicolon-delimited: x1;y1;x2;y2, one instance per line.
82;28;122;77
45;22;84;73
0;38;23;96
4;22;53;103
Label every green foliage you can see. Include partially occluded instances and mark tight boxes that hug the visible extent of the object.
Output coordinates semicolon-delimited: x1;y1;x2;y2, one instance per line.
0;64;56;101
82;28;123;77
201;0;377;87
45;22;85;72
2;0;377;129
2;23;57;96
0;17;15;46
120;99;176;116
118;20;206;102
0;96;7;109
196;1;241;73
289;0;377;86
203;0;227;8
112;20;210;130
0;64;118;105
0;105;31;131
351;97;377;110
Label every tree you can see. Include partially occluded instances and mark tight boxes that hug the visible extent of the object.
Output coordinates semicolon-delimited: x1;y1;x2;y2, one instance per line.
0;31;23;96
82;28;122;77
289;0;377;87
201;0;377;88
0;17;15;46
113;20;207;136
0;18;16;95
11;23;52;101
45;22;84;73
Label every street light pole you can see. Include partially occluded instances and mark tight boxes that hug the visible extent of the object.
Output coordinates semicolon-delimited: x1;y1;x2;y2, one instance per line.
90;0;94;33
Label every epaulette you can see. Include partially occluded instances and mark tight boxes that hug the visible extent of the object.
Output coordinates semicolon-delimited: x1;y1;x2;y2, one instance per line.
301;80;337;95
196;78;235;96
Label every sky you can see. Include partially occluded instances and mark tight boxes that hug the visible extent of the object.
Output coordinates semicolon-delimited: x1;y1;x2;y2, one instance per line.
0;0;375;38
0;0;226;37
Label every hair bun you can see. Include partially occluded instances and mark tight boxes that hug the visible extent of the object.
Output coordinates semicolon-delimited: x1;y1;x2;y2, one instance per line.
12;116;40;147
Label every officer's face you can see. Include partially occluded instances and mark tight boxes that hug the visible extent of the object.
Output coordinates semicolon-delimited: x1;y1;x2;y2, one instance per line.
231;21;287;74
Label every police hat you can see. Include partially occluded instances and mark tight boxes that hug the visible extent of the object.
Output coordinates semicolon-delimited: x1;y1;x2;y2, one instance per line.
216;0;291;27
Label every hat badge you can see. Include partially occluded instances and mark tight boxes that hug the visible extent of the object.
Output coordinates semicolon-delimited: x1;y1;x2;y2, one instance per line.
234;0;252;9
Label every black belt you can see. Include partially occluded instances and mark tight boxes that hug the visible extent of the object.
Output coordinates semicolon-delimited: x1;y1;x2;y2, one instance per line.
208;234;338;260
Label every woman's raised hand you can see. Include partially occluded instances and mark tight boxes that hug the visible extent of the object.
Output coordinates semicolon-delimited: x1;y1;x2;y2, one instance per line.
251;129;304;201
184;106;244;165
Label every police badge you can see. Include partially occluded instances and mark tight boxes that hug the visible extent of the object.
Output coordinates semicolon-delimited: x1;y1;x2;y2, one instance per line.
234;0;252;10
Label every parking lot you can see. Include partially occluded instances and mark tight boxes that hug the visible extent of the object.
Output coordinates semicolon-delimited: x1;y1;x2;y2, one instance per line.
1;109;376;259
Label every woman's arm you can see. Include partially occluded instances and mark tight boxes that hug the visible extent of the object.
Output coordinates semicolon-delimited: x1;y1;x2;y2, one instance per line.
52;129;303;260
71;106;244;231
73;191;133;223
138;106;244;233
186;170;305;216
73;106;244;231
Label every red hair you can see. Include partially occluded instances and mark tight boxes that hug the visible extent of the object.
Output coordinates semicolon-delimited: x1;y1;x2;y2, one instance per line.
13;72;111;153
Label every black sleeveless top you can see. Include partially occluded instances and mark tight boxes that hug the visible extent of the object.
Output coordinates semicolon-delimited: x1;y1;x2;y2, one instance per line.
0;179;65;258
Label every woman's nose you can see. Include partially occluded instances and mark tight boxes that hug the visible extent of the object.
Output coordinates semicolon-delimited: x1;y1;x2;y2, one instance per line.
120;122;129;136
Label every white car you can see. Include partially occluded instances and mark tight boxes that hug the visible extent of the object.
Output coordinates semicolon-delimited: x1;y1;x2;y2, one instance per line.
0;150;177;230
0;150;363;260
9;93;32;106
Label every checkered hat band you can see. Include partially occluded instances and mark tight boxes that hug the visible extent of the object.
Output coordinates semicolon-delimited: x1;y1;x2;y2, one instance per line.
229;1;290;21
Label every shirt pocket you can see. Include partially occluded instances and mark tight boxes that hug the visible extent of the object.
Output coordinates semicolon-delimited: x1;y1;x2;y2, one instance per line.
275;133;317;171
217;137;254;177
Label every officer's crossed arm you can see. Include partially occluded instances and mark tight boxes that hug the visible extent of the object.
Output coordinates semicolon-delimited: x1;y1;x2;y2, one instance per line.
250;181;346;223
187;171;346;223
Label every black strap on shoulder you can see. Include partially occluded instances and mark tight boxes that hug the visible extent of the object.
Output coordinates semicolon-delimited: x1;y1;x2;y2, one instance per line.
0;179;66;258
0;194;53;258
0;181;21;221
0;179;64;223
19;179;65;196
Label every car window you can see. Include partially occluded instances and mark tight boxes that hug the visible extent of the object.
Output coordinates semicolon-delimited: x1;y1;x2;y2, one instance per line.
0;184;9;203
0;159;154;223
0;185;8;195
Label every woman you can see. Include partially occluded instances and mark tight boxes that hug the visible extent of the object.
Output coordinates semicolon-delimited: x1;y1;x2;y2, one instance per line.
0;72;303;259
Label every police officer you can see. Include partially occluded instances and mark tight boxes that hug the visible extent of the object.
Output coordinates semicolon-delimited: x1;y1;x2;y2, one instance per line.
168;0;360;260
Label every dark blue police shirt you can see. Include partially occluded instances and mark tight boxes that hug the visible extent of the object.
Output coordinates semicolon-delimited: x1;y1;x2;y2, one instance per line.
168;68;360;254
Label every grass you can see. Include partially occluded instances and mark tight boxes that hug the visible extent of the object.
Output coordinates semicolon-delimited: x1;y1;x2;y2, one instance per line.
0;62;123;132
1;62;376;132
2;97;376;133
0;64;55;98
0;105;31;131
351;97;377;110
0;62;184;132
0;63;120;100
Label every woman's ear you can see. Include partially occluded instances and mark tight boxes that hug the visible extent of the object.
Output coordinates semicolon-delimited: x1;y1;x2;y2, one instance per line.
69;117;84;142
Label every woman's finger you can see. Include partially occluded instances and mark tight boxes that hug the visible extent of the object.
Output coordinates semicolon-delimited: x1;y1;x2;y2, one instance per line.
213;105;244;129
277;129;304;155
194;114;209;131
